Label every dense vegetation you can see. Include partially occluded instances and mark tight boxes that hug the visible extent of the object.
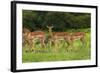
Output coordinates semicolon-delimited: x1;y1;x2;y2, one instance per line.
23;10;91;31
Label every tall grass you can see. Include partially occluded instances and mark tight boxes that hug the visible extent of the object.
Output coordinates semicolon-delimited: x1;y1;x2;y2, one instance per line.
22;28;91;63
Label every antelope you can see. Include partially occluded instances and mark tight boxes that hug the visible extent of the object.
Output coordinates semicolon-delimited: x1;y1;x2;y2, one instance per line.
47;26;85;50
22;28;31;47
70;32;85;43
47;26;71;49
27;31;46;49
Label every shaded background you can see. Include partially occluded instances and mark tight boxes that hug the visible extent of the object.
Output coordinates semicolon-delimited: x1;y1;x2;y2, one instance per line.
23;10;91;31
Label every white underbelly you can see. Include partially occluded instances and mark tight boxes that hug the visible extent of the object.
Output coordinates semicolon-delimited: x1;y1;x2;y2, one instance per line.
72;36;82;40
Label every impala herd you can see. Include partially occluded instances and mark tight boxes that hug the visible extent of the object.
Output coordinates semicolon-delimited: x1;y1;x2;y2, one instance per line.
23;26;85;51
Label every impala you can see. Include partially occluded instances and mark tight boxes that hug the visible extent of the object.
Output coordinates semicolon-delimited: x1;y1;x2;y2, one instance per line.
27;31;46;48
22;28;31;46
47;26;85;49
71;32;85;43
47;26;71;48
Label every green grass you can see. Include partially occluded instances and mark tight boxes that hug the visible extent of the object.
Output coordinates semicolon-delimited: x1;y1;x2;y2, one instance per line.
22;28;91;63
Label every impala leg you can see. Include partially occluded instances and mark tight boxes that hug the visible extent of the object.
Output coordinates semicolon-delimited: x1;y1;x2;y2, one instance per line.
66;41;71;52
49;40;52;49
80;37;85;43
66;39;74;52
52;39;55;46
51;39;56;52
42;40;45;47
80;37;85;48
29;39;34;51
40;38;45;48
65;38;70;47
25;39;32;52
54;40;59;52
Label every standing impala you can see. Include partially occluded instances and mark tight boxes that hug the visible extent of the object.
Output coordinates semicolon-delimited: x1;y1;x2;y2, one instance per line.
47;26;85;49
27;31;46;49
47;26;71;48
71;32;85;43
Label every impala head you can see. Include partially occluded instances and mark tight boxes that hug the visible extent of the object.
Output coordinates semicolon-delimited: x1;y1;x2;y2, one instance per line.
23;28;31;39
23;28;30;33
47;25;54;30
47;25;54;37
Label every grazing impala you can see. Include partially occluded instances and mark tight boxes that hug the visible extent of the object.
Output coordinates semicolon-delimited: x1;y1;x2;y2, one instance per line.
27;31;46;48
22;28;31;46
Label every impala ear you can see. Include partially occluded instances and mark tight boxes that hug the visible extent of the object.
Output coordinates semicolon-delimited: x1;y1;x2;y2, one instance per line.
46;25;54;29
46;26;49;28
51;25;54;28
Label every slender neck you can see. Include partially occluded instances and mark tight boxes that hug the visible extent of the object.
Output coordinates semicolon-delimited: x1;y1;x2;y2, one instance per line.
49;28;53;37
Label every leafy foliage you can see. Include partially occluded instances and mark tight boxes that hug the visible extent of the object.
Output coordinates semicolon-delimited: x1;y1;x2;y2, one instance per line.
23;10;91;31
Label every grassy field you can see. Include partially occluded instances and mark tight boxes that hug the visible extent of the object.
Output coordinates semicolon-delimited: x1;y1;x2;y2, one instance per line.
22;28;91;63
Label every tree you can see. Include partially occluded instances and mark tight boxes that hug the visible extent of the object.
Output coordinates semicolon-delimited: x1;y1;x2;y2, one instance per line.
22;10;91;31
